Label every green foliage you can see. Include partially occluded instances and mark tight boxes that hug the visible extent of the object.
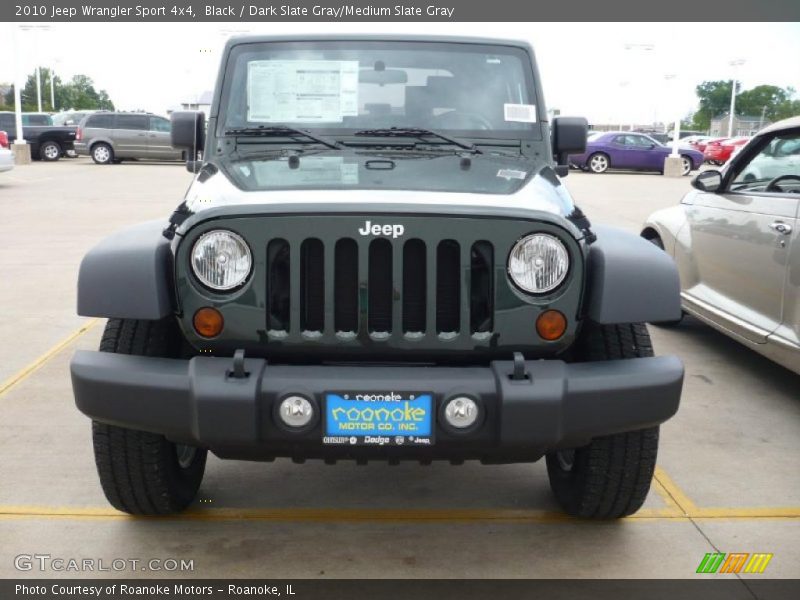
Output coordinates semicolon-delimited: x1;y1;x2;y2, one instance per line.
689;81;800;131
2;67;114;112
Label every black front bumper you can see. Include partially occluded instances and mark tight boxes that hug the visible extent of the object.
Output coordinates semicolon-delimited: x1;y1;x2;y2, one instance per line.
71;351;683;462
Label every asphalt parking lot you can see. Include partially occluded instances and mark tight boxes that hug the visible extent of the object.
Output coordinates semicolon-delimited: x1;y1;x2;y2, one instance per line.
0;159;798;580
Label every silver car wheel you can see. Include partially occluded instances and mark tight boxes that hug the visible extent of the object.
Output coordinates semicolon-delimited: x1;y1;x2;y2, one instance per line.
43;143;60;160
93;145;110;163
589;154;608;173
681;157;692;176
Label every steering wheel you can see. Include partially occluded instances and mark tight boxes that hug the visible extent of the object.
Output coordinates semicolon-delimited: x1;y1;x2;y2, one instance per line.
429;110;494;131
765;174;800;193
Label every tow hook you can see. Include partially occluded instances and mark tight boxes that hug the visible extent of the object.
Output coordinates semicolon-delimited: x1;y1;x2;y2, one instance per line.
511;351;529;382
228;349;249;379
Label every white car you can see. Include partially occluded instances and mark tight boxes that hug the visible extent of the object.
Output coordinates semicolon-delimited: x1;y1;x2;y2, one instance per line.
0;147;15;173
739;136;800;182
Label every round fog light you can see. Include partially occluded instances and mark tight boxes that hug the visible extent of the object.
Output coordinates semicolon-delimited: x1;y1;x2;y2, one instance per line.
278;395;315;429
444;396;480;430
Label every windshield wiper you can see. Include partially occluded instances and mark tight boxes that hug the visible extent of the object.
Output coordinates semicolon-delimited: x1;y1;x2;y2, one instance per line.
225;126;342;150
353;127;482;154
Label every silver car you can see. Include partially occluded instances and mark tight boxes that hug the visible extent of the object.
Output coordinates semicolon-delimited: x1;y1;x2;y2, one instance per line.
74;112;183;164
643;116;800;374
0;147;14;173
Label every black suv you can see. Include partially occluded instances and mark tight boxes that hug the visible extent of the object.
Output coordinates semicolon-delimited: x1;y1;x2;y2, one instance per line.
71;35;683;518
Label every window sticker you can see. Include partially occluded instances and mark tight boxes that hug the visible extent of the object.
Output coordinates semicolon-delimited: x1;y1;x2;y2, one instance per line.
252;157;359;186
504;103;537;123
247;60;359;123
497;168;527;180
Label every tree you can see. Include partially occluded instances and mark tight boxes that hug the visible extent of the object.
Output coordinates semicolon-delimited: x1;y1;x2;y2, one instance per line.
736;85;792;122
688;81;800;131
3;67;114;112
691;80;738;131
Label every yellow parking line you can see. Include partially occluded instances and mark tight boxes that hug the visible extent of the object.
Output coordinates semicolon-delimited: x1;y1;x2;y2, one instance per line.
653;466;699;514
1;504;798;523
0;319;100;398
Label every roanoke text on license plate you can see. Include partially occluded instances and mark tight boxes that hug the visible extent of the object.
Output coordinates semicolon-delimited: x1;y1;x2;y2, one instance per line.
323;392;434;446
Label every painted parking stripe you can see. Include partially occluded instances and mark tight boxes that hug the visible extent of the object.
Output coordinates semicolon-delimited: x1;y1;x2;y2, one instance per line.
0;505;798;522
0;319;99;398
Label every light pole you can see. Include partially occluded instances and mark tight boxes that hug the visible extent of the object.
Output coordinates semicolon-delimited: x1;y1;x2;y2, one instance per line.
623;43;655;132
664;74;681;157
19;24;52;114
728;59;745;137
11;24;30;163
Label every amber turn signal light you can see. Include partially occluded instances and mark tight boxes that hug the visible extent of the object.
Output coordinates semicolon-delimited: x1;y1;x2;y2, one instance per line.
536;310;567;341
193;307;224;338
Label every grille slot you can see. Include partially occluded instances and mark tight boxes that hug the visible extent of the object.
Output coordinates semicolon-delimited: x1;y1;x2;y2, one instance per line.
300;239;325;332
334;239;359;333
402;239;427;333
266;239;291;331
266;234;495;340
470;241;494;333
436;240;461;334
368;239;393;333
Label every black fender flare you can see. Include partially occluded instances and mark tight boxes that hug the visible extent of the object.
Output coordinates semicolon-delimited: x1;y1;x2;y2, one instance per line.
584;225;681;324
77;220;174;319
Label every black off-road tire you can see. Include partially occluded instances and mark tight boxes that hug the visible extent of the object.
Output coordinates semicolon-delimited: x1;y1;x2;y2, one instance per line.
546;322;660;519
92;318;206;515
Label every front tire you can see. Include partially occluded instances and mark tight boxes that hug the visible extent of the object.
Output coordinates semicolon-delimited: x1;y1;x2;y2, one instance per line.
546;323;660;519
39;141;62;161
92;318;206;515
588;152;609;173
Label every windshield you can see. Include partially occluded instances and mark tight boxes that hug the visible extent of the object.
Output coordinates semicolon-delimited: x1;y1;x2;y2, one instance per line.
220;40;539;140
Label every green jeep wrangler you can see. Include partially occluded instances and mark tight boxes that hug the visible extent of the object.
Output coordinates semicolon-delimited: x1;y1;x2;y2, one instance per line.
71;35;683;518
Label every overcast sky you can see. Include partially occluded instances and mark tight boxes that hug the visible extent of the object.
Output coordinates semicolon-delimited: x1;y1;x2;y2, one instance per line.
2;21;799;125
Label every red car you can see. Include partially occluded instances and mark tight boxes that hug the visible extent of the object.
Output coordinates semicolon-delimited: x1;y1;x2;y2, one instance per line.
0;130;9;149
704;137;749;165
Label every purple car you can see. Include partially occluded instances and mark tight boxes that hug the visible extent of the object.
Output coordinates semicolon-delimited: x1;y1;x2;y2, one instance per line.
569;131;704;176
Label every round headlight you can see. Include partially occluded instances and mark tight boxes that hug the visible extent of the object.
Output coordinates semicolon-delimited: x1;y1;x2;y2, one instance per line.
191;230;252;291
508;233;569;293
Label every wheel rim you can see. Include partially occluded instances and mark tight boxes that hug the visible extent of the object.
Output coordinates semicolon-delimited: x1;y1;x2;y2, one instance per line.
681;158;691;175
590;155;607;172
94;146;110;162
44;144;59;159
556;449;576;471
175;444;197;469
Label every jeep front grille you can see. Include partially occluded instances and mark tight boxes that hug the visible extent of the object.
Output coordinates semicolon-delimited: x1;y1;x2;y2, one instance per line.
266;237;495;339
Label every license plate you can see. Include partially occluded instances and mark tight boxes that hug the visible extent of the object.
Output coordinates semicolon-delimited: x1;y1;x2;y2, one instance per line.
323;392;434;446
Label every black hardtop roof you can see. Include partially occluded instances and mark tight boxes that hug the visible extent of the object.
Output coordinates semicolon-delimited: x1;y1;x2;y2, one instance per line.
224;34;531;51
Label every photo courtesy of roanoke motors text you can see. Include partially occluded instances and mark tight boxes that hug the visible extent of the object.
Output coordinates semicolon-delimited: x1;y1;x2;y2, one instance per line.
0;0;799;598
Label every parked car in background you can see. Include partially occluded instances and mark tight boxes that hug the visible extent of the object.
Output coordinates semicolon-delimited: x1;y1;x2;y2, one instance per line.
693;136;726;154
0;146;13;173
21;112;53;126
682;135;711;147
704;136;750;165
0;130;9;149
0;111;77;161
52;110;98;127
569;131;704;176
642;116;800;375
74;112;182;164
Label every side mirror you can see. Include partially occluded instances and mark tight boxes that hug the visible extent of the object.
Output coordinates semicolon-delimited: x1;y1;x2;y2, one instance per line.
551;116;588;177
171;111;205;174
692;169;722;192
648;143;656;149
